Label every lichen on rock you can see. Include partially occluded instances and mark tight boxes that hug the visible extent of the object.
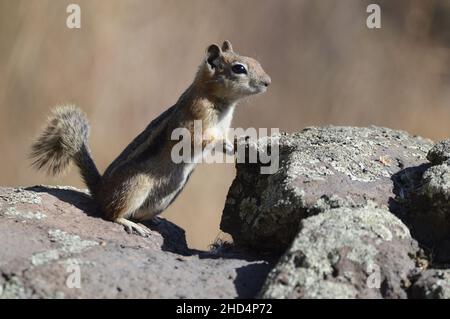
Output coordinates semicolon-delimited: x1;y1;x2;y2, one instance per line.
410;270;450;299
31;229;98;266
2;126;450;299
259;204;419;299
393;139;450;263
221;126;432;252
427;139;450;165
0;186;272;298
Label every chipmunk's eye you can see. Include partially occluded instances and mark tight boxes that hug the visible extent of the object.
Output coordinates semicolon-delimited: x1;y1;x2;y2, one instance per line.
231;64;247;75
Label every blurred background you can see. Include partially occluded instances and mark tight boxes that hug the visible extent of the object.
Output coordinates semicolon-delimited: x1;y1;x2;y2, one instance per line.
1;0;450;250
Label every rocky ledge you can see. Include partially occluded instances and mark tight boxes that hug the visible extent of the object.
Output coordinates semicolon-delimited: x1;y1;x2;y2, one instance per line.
222;126;449;298
1;126;449;299
0;186;272;298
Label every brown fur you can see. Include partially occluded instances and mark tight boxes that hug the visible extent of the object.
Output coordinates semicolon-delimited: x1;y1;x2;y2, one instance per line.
31;41;270;235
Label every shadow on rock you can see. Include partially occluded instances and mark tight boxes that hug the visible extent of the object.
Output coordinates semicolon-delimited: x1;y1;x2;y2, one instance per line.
234;263;274;298
26;185;99;217
389;163;431;219
390;163;450;264
142;217;190;255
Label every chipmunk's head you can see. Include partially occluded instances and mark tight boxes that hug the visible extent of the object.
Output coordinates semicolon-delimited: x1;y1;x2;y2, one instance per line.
200;40;271;101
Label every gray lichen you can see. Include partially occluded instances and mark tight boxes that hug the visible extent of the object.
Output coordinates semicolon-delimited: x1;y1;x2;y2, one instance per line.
31;229;98;266
0;276;36;299
410;270;450;299
0;188;42;205
221;126;431;252
427;139;450;165
3;207;46;220
259;204;418;299
31;249;60;266
420;164;450;200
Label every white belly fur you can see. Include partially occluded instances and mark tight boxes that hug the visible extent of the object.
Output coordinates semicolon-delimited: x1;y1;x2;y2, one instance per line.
154;162;197;213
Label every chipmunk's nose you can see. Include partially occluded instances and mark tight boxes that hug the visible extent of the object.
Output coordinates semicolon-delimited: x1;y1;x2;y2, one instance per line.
261;76;271;87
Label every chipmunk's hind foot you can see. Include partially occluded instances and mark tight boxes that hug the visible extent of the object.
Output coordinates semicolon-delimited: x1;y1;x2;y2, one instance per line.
116;218;152;237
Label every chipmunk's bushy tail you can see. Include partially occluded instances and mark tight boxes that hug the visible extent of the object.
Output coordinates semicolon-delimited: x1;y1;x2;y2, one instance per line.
30;105;101;195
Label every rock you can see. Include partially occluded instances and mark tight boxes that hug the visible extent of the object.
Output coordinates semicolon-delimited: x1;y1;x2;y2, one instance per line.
419;164;450;201
427;139;450;165
410;270;450;299
0;186;272;299
259;204;420;299
3;126;449;299
393;140;450;263
414;163;450;262
220;126;432;252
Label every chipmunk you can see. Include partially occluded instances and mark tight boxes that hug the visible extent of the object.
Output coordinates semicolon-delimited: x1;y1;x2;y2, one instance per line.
30;40;271;236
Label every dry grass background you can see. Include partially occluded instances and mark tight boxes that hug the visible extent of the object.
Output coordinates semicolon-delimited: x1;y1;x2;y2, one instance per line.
1;0;450;249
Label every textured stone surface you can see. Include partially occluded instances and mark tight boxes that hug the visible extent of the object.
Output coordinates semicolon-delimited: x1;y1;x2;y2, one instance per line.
393;139;450;263
427;139;450;165
259;204;420;299
221;126;432;252
410;270;450;299
0;186;272;299
3;126;450;299
221;127;449;299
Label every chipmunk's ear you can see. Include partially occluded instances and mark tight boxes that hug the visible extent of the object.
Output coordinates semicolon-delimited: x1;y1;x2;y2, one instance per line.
222;40;233;53
206;44;222;70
